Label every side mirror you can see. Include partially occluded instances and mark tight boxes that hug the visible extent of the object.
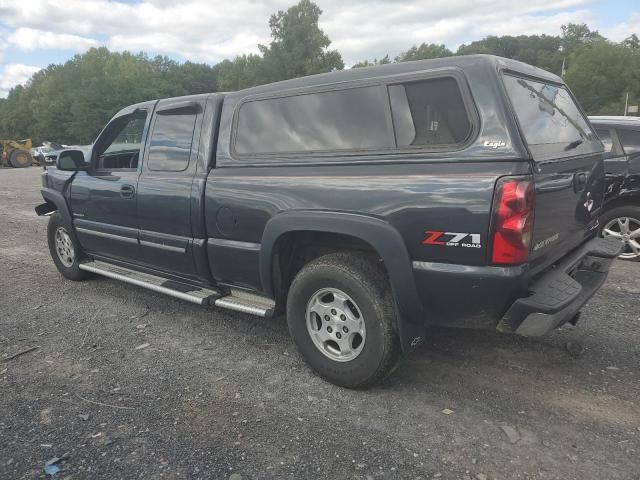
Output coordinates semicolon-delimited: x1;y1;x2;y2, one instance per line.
57;150;87;171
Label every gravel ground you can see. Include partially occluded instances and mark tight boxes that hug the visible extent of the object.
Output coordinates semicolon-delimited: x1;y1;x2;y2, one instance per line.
0;167;639;480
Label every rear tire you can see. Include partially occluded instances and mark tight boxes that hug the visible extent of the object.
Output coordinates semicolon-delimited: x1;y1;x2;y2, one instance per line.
47;213;92;281
286;253;401;389
9;149;32;168
600;205;640;261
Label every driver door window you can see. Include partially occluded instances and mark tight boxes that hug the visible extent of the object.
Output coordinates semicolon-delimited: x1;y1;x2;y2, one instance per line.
97;113;147;170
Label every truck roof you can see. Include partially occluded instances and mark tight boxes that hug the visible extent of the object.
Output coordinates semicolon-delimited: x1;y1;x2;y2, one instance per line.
229;54;563;98
119;55;562;115
114;93;211;119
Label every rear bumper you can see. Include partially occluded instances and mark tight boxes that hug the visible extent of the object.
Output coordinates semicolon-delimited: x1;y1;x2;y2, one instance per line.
411;236;621;335
496;236;622;336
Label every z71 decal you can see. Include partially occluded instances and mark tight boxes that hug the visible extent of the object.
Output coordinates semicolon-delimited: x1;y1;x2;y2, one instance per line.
423;231;482;249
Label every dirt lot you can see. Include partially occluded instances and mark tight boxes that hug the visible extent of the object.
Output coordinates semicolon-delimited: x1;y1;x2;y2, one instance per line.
0;167;639;480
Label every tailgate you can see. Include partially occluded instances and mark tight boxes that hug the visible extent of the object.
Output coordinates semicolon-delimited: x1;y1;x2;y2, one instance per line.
503;75;605;271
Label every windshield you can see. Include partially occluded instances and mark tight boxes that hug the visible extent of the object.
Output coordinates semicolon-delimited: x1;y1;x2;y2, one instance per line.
503;75;598;158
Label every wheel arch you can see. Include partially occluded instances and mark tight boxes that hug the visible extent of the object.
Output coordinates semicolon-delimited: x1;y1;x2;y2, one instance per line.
38;188;79;244
602;194;640;213
260;211;427;350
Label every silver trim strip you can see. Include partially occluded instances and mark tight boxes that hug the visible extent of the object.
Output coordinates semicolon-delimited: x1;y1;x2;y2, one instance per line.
76;227;138;244
78;263;217;305
139;240;186;253
208;237;261;251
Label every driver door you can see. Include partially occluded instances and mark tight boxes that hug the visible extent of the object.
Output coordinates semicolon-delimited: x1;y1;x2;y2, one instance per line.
70;104;153;264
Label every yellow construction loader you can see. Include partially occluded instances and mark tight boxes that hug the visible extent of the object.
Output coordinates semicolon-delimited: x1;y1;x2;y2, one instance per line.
0;139;35;168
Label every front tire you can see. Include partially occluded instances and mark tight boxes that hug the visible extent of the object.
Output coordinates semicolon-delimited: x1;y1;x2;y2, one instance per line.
286;253;401;389
600;206;640;261
47;213;92;280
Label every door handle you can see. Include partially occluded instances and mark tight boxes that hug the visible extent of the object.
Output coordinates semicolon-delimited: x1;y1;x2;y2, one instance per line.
120;184;135;199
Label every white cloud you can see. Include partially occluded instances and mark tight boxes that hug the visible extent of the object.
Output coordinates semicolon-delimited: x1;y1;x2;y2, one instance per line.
0;0;276;62
0;0;638;96
601;12;640;42
8;28;98;52
0;0;601;65
320;2;596;64
0;63;42;97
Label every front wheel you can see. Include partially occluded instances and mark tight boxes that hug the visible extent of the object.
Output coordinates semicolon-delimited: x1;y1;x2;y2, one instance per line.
286;253;401;389
47;213;92;280
600;206;640;261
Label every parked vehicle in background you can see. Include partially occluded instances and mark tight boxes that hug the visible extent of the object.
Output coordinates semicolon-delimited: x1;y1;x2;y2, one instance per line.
36;55;621;388
0;138;34;168
31;142;64;165
589;116;640;260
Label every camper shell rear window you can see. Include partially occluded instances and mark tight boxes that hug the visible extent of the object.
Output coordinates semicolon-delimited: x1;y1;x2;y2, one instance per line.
233;75;475;159
502;74;601;160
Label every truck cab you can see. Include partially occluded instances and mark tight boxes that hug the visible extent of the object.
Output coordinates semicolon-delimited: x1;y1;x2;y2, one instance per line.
37;55;621;388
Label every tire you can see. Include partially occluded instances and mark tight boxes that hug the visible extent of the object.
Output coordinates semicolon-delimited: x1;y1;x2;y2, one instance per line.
47;212;92;280
286;252;401;389
600;205;640;261
9;149;32;168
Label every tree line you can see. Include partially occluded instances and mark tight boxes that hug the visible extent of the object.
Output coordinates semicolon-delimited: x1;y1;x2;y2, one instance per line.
0;0;638;145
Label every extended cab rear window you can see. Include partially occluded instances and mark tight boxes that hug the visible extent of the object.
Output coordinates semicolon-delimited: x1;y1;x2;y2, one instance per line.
503;75;599;159
148;111;197;172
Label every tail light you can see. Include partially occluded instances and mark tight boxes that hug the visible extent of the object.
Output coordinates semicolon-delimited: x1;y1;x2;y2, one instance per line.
491;176;534;265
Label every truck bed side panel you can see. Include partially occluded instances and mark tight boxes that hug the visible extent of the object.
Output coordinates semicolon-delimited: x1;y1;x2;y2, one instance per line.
204;160;530;324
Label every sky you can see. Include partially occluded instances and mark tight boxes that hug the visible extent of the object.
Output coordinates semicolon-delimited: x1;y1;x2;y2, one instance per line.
0;0;638;97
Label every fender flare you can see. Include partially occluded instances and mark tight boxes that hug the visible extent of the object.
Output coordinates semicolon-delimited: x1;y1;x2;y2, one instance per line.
39;188;79;243
260;211;427;350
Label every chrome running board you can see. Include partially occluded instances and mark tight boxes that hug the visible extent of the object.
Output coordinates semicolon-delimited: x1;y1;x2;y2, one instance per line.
79;261;275;317
214;288;275;317
79;260;220;305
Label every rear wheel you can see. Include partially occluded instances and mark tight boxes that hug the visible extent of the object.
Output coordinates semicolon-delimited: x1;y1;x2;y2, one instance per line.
8;149;32;168
286;253;401;389
47;213;92;280
600;206;640;261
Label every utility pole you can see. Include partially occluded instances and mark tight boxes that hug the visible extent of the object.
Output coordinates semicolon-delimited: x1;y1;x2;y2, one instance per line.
624;92;629;116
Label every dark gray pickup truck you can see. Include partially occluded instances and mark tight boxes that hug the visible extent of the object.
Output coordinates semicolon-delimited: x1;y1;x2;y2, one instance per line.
36;55;621;388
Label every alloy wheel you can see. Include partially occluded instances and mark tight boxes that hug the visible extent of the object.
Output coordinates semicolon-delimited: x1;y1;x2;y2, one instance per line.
305;288;366;362
54;227;75;267
602;216;640;260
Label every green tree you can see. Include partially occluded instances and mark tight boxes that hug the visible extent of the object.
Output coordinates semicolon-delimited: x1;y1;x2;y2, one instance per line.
560;23;604;54
215;54;269;91
564;40;640;114
352;55;391;69
0;47;219;144
457;34;563;74
396;43;452;62
263;0;343;79
217;0;343;90
0;84;36;140
623;34;640;49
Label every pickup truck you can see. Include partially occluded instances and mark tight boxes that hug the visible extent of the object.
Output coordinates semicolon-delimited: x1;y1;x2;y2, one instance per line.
36;55;621;388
